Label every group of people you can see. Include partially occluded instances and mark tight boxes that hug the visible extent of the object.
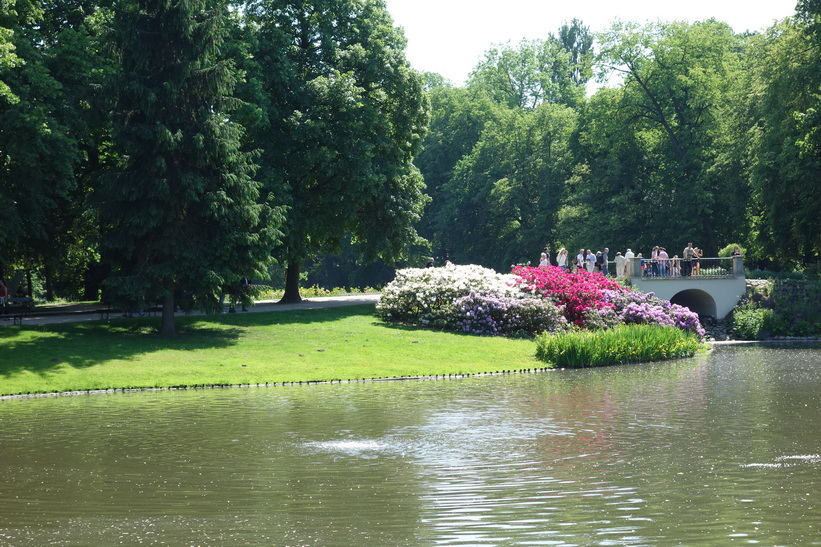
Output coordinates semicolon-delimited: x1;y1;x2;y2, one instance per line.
538;242;739;279
540;247;611;276
642;242;711;278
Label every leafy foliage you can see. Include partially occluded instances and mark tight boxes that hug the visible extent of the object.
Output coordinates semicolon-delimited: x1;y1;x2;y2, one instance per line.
238;0;429;302
535;324;702;368
102;0;283;334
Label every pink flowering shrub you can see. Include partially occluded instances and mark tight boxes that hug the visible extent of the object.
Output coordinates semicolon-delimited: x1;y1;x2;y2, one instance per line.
511;266;621;327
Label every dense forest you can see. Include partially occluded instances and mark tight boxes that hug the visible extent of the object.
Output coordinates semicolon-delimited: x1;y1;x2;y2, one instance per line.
1;0;819;327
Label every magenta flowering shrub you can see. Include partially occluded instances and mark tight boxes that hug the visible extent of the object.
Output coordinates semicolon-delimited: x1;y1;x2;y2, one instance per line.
511;266;621;327
511;266;705;339
453;291;569;336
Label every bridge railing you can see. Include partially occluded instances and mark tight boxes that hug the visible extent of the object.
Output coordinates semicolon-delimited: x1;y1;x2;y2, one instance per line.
628;256;744;279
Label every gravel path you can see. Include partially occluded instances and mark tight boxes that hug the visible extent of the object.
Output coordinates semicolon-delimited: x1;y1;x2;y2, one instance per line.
1;294;381;327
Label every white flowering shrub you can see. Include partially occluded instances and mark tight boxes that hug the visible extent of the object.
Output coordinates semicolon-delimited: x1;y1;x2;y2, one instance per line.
376;264;520;327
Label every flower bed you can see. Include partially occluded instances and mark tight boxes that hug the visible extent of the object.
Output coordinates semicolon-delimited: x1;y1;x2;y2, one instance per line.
377;264;705;350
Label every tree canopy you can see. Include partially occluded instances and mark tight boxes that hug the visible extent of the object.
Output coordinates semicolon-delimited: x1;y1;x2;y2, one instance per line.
2;4;819;324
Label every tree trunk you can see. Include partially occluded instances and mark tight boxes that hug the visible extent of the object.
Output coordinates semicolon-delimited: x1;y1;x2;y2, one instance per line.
280;262;303;304
160;288;176;335
43;261;55;301
25;270;33;298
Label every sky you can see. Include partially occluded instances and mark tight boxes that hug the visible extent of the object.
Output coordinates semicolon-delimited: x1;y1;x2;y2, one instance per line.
384;0;799;86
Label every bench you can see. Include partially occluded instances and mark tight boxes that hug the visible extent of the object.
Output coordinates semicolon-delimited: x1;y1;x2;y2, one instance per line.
1;297;33;325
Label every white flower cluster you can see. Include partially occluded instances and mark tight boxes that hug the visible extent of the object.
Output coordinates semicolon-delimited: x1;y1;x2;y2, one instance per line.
376;263;519;323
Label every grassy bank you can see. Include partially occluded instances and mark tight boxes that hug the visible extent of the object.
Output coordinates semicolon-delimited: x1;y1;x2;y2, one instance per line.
1;305;544;397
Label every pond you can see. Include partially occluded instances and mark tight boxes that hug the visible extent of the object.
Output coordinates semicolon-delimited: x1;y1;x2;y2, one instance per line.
1;343;820;545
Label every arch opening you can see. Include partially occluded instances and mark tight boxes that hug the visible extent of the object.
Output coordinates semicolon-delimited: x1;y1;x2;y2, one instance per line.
670;289;717;318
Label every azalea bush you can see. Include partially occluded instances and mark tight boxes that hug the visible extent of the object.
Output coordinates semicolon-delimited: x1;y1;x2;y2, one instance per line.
597;289;706;339
511;265;622;327
453;291;569;336
376;264;518;327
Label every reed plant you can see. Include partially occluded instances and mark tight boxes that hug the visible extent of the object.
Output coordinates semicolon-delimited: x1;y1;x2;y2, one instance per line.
535;324;703;368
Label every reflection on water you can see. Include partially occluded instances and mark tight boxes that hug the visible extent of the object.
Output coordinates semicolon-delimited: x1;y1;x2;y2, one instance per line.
1;343;820;545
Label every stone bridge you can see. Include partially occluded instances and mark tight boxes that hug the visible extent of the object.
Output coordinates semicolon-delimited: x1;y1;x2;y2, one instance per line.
627;256;746;319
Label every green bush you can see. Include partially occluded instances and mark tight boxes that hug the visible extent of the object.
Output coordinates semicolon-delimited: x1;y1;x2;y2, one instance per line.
718;243;746;257
732;308;769;339
535;325;702;368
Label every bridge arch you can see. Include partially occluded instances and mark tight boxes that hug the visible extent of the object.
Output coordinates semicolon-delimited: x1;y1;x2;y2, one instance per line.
670;289;717;318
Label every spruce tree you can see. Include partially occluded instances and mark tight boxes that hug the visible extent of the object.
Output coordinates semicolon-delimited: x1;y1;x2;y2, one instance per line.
102;0;282;334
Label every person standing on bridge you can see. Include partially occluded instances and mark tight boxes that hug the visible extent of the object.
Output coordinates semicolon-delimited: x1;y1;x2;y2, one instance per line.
658;247;669;277
682;243;695;276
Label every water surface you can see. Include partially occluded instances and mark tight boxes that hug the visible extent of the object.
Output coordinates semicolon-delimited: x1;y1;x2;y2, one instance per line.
1;343;819;545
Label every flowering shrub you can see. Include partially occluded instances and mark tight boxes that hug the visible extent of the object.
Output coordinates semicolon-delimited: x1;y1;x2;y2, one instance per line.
512;266;621;327
377;263;705;342
599;289;706;339
453;291;569;336
376;264;518;326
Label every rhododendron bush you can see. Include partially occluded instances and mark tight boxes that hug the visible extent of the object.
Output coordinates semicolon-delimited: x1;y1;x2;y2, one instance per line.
454;291;569;336
376;264;519;327
512;265;621;326
377;264;704;340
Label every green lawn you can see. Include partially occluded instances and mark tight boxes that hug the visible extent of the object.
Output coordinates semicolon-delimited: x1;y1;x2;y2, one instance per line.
0;305;543;397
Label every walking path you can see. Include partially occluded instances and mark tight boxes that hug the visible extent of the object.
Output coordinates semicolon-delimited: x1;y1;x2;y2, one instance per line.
2;294;382;327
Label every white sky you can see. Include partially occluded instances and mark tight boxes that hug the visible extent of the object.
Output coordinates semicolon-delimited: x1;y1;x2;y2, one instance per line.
384;0;798;86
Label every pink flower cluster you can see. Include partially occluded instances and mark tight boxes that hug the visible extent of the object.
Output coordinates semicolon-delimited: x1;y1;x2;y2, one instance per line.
512;265;622;327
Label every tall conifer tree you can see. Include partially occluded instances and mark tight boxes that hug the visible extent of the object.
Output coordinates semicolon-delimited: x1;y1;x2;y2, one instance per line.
102;0;282;334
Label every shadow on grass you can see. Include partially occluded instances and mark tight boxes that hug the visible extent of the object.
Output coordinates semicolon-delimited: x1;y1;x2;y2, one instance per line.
0;304;380;378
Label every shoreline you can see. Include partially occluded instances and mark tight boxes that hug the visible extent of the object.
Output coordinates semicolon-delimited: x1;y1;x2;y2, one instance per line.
3;338;818;402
